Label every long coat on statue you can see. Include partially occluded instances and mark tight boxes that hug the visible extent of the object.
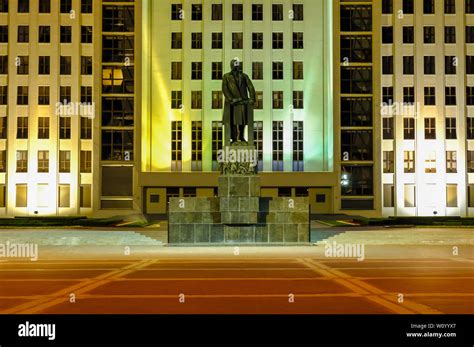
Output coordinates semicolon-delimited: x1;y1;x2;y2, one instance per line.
222;71;256;126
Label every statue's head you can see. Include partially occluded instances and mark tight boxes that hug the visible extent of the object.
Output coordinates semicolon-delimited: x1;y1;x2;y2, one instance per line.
230;58;241;72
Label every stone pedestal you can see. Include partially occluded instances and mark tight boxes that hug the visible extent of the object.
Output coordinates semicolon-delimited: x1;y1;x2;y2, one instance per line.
168;144;310;245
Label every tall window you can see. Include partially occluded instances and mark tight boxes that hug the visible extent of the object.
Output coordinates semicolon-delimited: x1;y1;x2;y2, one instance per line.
273;62;283;80
273;33;283;49
253;62;263;80
80;151;92;173
212;62;222;80
293;91;304;109
383;151;394;173
81;117;92;139
383;117;394;139
38;117;50;139
468;151;474;173
60;0;72;13
211;33;222;49
273;91;283;109
191;121;202;172
232;4;243;20
0;150;6;173
17;86;28;105
272;4;283;21
212;122;223;171
212;91;223;109
37;151;49;173
59;151;71;173
273;121;284;172
424;87;436;105
17;117;28;139
191;62;202;80
171;121;182;172
293;4;304;20
17;56;29;74
254;121;263;172
425;151;437;173
38;86;50;105
293;121;304;172
212;4;222;20
404;151;415;173
444;0;456;13
252;4;263;20
191;32;202;49
424;118;436;140
171;91;182;109
446;117;457;139
445;86;457;105
293;62;303;80
446;151;457;173
191;91;202;109
59;117;71;139
171;62;182;80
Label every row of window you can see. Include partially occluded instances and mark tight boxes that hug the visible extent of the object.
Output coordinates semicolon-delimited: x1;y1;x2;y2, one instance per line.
382;56;474;75
382;26;474;45
170;3;304;21
170;61;304;81
0;150;92;174
383;184;461;209
0;86;92;105
170;90;304;110
382;0;474;15
2;184;92;209
171;120;303;172
382;86;469;106
382;116;474;141
383;150;466;174
0;56;92;75
170;32;304;50
0;26;92;44
0;0;93;14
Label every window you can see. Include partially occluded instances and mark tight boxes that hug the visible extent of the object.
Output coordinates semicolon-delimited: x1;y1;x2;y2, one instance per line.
17;56;29;74
424;26;435;43
232;32;243;49
171;4;182;20
39;0;51;13
212;62;222;80
446;151;457;173
81;117;92;139
16;151;28;173
59;117;71;139
0;150;6;172
18;0;29;13
403;151;415;173
171;62;182;80
403;87;415;104
171;91;182;109
403;0;414;13
212;4;222;20
445;87;457;105
445;56;457;74
232;4;243;20
212;33;222;49
403;26;414;43
293;91;304;109
37;151;49;173
446;185;458;208
81;86;92;103
171;121;182;172
0;1;7;12
467;27;474;43
467;0;474;13
382;27;393;44
0;86;6;105
212;91;223;109
273;91;283;109
403;56;414;75
293;121;304;172
446;117;457;139
60;0;72;13
0;117;6;139
293;62;303;80
81;26;92;43
383;87;394;104
16;185;27;208
0;56;7;74
191;4;202;20
468;151;474;173
81;0;92;13
191;32;202;49
59;151;71;173
404;184;416;208
424;0;435;13
17;86;28;105
424;118;436;140
272;4;283;21
424;87;436;105
293;33;304;49
18;26;29;43
467;56;474;74
38;86;50;105
38;26;50;43
212;122;223;171
191;91;202;109
445;26;456;43
38;117;50;139
468;117;474;139
253;121;263;172
81;56;92;75
382;56;393;75
38;56;50;75
468;87;474;106
60;26;72;43
293;4;304;20
17;117;28;139
191;62;202;80
191;121;202;172
383;118;394;139
424;56;435;74
171;33;182;49
445;0;456;13
80;151;92;173
273;62;283;80
80;185;92;208
273;121;284;171
383;151;394;173
0;26;8;43
252;4;263;20
253;62;263;80
383;184;394;208
255;92;263;110
253;33;263;49
58;185;70;208
425;151;437;173
404;118;415;140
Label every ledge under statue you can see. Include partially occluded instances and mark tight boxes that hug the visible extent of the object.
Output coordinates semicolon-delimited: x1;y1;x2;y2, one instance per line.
168;59;310;245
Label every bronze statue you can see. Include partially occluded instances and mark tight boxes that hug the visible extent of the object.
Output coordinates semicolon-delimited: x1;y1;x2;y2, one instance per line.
222;58;256;145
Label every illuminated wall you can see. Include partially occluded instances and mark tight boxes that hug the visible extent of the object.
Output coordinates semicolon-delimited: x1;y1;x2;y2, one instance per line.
141;0;333;173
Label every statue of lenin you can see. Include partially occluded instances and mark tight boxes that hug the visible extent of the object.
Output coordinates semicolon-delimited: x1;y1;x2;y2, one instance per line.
222;58;256;145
